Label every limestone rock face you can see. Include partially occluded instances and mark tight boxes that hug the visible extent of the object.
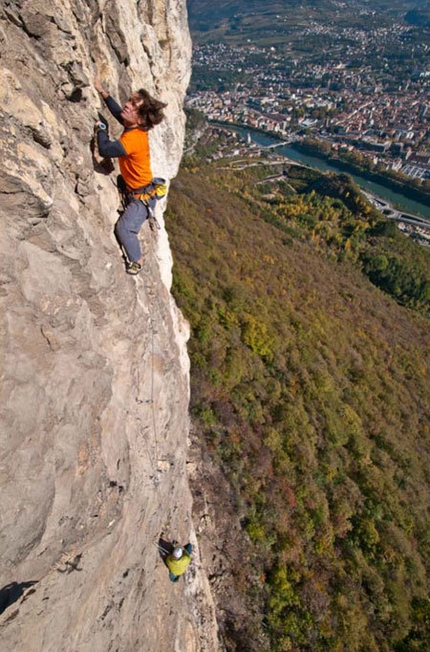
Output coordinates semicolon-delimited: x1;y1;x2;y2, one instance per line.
0;2;219;650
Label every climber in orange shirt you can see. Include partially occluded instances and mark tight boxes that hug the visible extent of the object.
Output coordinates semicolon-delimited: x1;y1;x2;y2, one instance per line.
94;78;167;275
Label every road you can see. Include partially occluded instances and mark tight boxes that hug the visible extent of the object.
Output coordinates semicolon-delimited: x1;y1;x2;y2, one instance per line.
363;191;430;231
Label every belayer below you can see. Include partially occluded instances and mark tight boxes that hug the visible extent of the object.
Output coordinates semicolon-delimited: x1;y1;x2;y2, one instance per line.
94;77;167;275
165;543;193;582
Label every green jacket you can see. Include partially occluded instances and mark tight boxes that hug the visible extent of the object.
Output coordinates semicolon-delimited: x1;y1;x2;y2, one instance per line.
166;551;191;576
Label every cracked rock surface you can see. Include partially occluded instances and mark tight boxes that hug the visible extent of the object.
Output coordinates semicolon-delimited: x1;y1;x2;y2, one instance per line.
0;2;220;650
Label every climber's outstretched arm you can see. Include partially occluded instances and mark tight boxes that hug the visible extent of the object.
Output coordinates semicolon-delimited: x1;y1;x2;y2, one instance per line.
94;77;124;124
103;96;124;123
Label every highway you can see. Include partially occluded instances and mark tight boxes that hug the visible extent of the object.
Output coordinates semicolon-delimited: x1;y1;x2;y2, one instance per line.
362;191;430;231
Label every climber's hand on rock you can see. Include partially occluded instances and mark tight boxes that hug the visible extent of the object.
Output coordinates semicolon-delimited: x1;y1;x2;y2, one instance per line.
94;77;104;94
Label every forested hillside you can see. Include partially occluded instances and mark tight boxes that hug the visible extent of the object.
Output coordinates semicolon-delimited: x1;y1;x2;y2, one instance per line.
187;0;423;44
165;153;430;651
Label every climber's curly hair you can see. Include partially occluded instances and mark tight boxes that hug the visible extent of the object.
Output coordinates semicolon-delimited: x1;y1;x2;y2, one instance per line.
134;89;167;130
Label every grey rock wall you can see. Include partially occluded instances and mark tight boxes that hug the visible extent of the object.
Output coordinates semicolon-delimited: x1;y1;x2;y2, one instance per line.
0;1;220;650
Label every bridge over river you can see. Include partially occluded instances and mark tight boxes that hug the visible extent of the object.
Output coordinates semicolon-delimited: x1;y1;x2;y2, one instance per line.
362;192;430;231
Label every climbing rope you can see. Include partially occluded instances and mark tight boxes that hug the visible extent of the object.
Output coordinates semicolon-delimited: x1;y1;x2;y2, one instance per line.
135;219;161;481
115;174;165;484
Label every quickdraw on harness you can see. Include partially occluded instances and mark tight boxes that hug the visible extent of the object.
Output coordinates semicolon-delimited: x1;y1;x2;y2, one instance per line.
120;177;168;231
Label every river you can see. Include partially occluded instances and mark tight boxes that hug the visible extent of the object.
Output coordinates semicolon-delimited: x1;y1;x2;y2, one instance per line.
222;125;430;221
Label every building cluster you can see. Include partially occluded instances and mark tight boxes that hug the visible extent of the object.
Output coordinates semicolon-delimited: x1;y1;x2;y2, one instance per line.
188;40;430;181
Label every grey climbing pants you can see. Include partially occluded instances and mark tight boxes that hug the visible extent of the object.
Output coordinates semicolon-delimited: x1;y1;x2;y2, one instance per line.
115;198;149;263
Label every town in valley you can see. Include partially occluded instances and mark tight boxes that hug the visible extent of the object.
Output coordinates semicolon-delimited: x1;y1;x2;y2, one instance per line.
187;6;430;188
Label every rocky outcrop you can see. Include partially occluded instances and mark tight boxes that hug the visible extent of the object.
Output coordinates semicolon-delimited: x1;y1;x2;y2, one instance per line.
0;2;219;650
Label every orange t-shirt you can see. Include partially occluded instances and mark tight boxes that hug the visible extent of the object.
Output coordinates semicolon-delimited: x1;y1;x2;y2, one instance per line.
119;128;152;190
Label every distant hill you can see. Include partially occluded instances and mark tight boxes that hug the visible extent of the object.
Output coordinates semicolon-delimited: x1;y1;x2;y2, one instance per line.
405;7;430;26
187;0;424;44
166;149;430;652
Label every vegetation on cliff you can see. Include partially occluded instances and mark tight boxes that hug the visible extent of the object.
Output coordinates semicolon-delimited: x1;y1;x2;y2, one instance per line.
166;151;430;651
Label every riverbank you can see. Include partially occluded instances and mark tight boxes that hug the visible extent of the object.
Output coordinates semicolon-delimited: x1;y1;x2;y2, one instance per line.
210;121;430;220
294;141;430;208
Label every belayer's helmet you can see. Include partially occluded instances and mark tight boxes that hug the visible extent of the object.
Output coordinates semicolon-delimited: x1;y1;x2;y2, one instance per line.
172;547;183;559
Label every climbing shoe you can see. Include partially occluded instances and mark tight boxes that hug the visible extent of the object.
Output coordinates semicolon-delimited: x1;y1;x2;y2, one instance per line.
126;261;143;275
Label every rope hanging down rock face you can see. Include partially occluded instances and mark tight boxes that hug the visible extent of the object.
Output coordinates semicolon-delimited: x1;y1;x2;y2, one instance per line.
134;225;174;486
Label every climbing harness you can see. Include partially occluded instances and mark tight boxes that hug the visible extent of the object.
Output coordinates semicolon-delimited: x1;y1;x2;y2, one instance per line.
119;177;167;232
130;177;167;203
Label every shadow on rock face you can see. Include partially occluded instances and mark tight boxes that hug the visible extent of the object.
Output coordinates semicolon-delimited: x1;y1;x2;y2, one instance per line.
157;536;175;566
0;581;38;616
